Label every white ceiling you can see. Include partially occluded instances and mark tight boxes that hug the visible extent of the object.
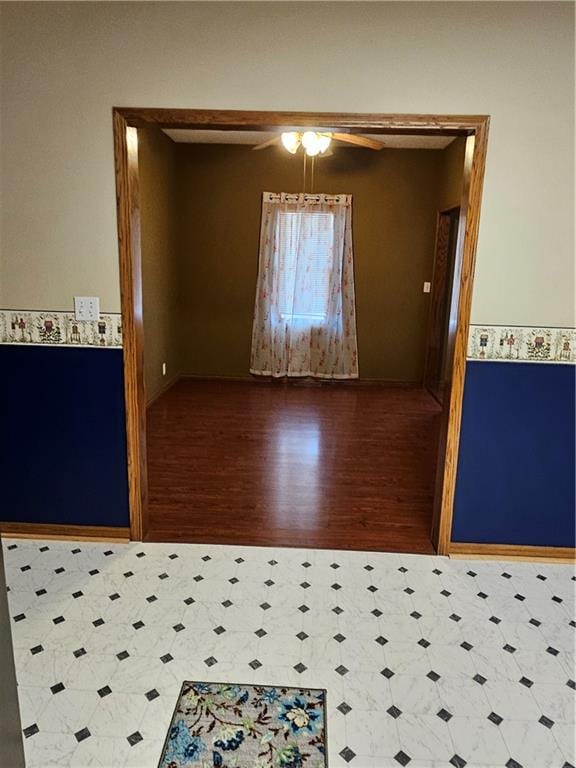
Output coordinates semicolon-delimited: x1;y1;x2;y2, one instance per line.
162;129;455;150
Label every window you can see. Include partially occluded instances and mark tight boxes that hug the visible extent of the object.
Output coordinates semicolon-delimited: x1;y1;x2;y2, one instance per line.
276;211;334;322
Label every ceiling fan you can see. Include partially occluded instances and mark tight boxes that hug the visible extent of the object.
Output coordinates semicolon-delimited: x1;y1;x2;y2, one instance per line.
252;130;385;157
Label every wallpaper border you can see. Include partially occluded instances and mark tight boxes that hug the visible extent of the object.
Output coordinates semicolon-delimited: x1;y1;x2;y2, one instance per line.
467;325;576;364
0;309;122;348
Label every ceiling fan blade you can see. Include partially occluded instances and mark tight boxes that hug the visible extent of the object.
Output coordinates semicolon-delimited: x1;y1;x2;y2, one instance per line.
252;136;281;151
332;133;385;150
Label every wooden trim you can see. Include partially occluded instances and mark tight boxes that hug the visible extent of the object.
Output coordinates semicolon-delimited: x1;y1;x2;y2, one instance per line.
113;111;148;541
0;523;130;543
146;375;180;409
449;542;575;563
113;108;490;551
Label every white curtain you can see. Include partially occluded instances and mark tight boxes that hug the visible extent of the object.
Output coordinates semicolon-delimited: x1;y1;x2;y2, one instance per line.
250;192;358;378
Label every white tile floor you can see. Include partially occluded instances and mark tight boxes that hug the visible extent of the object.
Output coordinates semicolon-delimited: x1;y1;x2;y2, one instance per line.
3;538;575;768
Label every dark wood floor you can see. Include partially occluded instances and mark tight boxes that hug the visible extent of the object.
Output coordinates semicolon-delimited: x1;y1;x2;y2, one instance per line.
145;379;442;553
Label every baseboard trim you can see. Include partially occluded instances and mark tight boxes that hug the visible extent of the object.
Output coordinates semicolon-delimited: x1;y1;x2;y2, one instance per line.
146;374;181;408
0;522;131;543
180;373;422;387
449;541;575;563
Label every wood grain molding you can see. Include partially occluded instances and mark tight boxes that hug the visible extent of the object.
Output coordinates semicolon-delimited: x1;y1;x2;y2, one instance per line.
113;107;490;551
0;523;130;543
449;542;575;563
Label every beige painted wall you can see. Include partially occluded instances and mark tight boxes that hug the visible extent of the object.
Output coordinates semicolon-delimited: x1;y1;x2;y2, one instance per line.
438;138;467;212
176;143;447;381
138;127;180;402
0;3;574;327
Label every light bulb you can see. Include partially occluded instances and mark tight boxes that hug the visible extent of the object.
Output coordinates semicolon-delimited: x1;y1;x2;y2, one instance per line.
281;132;301;154
318;134;332;153
301;131;320;154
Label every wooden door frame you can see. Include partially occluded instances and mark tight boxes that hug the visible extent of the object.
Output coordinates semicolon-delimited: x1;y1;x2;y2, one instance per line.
112;108;490;554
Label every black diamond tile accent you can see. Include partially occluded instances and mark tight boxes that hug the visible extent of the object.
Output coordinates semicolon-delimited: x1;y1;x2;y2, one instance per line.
519;676;533;688
539;715;554;728
173;623;185;633
337;701;352;715
450;613;463;623
147;595;158;603
339;747;356;763
108;593;119;601
398;567;408;573
364;565;374;571
570;620;576;628
255;628;268;638
427;671;441;682
21;565;31;572
334;633;346;643
132;621;145;630
202;555;211;562
536;573;547;581
562;763;575;768
529;618;542;627
503;644;516;654
71;549;81;555
488;711;503;725
93;618;105;627
460;641;473;651
473;674;487;685
260;602;271;611
567;679;576;690
552;595;563;603
331;583;342;591
372;608;383;618
117;650;130;661
410;611;422;620
123;571;134;579
160;653;173;664
432;568;443;575
103;550;113;556
418;638;430;648
204;656;217;667
264;579;275;587
183;597;195;605
136;552;146;558
97;686;112;698
450;756;467;768
89;569;99;576
193;575;203;582
381;667;395;679
332;606;343;615
295;631;308;641
394;751;411;767
145;689;159;701
367;585;378;593
489;616;501;624
467;570;477;577
30;645;44;655
300;582;311;589
249;659;262;670
127;731;143;746
375;636;388;646
330;562;340;569
74;727;91;743
213;625;225;635
37;546;49;554
437;708;452;722
222;600;232;608
7;544;17;550
73;647;86;658
53;616;65;625
506;760;523;768
50;682;65;695
298;604;309;613
546;646;559;656
23;724;39;738
268;559;278;566
441;589;452;597
158;573;169;580
55;567;65;574
478;591;489;599
501;572;512;579
13;613;26;623
514;594;525;602
404;587;415;595
294;662;307;674
169;553;179;560
335;665;349;676
36;589;47;597
235;557;244;563
229;577;239;585
387;705;402;719
301;561;311;568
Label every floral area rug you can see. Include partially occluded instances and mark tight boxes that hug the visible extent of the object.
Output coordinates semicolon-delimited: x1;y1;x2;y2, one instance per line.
158;681;327;768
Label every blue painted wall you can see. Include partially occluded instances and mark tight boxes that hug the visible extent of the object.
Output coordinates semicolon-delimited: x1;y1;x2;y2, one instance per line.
453;361;576;547
0;346;130;527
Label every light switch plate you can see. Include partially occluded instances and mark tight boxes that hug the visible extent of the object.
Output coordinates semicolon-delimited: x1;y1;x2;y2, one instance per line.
74;296;100;322
423;281;431;294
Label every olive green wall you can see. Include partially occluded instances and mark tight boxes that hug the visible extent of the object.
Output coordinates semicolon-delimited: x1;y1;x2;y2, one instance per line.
175;143;455;381
138;127;180;403
438;137;467;211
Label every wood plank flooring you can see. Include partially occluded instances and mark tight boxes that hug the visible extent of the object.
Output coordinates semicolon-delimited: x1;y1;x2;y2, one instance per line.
145;379;442;553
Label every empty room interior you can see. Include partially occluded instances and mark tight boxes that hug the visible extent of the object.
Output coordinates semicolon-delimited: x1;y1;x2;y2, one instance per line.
0;3;574;768
140;127;466;553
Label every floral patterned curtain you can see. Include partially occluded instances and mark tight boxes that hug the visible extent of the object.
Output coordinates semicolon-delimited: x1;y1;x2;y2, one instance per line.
250;192;358;378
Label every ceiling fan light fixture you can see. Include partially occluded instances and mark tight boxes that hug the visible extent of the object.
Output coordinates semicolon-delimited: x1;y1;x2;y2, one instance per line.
281;131;301;154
